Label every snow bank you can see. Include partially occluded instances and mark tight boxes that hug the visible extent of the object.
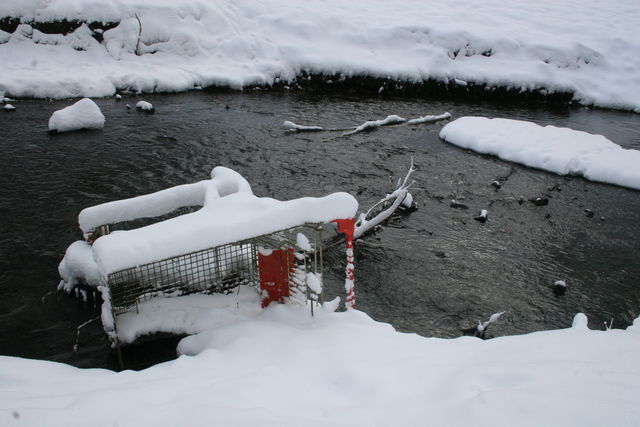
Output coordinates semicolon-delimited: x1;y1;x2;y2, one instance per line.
0;0;639;112
48;98;105;133
1;308;639;426
440;117;640;191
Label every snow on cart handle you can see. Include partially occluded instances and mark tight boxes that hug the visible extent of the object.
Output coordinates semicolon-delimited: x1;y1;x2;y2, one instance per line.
78;167;252;237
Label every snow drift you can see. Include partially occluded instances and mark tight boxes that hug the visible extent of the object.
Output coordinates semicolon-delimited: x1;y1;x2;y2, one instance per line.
0;0;639;112
1;308;639;426
440;117;640;191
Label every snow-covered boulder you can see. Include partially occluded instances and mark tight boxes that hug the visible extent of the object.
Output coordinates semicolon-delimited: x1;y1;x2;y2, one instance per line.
136;101;154;112
48;98;105;133
3;104;16;111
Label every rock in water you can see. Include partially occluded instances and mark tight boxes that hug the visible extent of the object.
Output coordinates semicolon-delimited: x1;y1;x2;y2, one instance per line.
530;197;549;206
553;280;567;295
450;199;469;209
48;98;105;133
136;101;154;113
474;209;488;223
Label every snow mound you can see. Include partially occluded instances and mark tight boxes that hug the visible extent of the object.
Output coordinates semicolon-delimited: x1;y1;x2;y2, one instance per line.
1;0;638;111
136;100;154;112
2;308;640;426
440;117;640;191
48;98;105;133
3;104;16;111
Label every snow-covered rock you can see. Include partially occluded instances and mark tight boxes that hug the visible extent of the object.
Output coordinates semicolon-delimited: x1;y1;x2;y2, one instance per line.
136;100;154;112
440;117;640;191
48;98;105;133
3;104;16;111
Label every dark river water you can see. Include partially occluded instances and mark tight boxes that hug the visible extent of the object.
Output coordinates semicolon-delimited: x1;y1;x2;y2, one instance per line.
1;92;639;370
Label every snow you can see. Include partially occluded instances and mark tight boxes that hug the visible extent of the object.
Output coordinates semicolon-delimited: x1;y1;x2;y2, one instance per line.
306;272;322;294
296;232;312;252
47;98;105;133
3;104;15;111
68;166;357;277
343;114;406;136
406;112;451;125
78;166;252;233
57;240;102;292
1;0;638;112
1;308;640;426
283;121;323;132
135;100;153;112
554;280;567;288
440;117;640;191
116;285;261;344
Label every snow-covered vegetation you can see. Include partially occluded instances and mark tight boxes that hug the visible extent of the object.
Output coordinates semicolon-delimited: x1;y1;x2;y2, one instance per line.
47;98;105;133
440;117;640;191
0;0;638;112
1;308;639;426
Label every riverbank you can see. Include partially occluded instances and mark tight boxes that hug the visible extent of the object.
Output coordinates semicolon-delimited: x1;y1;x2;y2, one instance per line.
1;0;638;111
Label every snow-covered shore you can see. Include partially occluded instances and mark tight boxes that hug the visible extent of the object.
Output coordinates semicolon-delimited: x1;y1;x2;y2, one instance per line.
1;307;639;426
1;0;639;112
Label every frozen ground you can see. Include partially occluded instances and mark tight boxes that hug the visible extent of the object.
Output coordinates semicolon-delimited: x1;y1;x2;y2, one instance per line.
1;306;639;426
0;0;639;111
440;117;640;191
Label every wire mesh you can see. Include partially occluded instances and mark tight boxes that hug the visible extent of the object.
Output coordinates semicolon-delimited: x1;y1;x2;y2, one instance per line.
108;241;258;315
106;224;325;316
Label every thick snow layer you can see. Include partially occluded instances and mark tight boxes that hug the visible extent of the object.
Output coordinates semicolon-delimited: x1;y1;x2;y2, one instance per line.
79;166;252;233
115;285;261;344
0;0;639;112
1;308;639;426
93;191;357;275
48;98;105;133
440;117;640;191
58;240;102;291
77;166;357;275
